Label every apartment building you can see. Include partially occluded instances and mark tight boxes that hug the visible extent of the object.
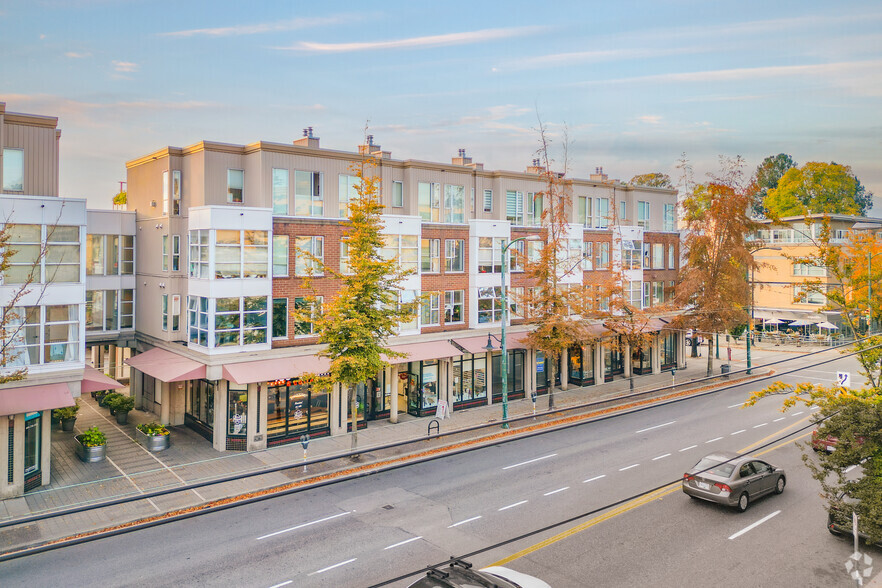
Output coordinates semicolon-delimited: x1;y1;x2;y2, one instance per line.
124;131;685;453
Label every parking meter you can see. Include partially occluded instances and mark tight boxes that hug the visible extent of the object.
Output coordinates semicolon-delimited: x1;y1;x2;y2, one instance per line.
531;391;537;417
300;434;310;472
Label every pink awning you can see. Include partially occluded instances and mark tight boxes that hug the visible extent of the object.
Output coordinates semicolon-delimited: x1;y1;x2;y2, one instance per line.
223;354;332;385
452;333;530;354
386;340;463;363
81;366;124;393
0;382;74;416
125;348;206;382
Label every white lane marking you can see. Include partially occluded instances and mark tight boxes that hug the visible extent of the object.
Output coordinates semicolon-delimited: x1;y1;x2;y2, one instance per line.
753;423;768;429
652;453;671;461
308;558;357;576
728;403;745;409
845;465;857;473
792;411;804;416
544;487;570;496
728;510;781;540
731;430;746;435
503;454;558;470
257;511;351;540
636;421;676;433
706;437;723;443
583;475;606;483
449;516;482;528
268;582;292;588
619;464;640;471
680;445;698;452
773;417;786;422
384;536;422;550
499;500;528;511
811;407;821;411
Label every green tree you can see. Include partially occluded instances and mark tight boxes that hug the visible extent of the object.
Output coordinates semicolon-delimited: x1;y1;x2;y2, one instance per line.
629;173;673;189
112;190;127;206
297;151;416;451
764;162;872;217
748;153;796;217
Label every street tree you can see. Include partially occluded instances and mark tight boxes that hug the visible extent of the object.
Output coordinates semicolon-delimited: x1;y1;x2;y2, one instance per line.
748;153;796;217
764;161;873;217
629;173;673;189
296;150;416;451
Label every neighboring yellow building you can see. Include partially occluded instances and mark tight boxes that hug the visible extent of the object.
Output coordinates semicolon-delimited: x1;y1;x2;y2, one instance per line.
751;214;882;334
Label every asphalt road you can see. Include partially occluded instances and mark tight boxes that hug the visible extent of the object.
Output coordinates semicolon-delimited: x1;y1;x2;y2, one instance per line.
1;352;875;588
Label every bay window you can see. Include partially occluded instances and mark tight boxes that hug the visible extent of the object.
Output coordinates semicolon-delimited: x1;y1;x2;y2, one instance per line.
477;286;503;323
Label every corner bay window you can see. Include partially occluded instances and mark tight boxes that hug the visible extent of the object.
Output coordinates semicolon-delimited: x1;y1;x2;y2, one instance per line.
6;224;80;284
4;305;79;366
215;297;268;346
478;237;503;273
477;286;502;323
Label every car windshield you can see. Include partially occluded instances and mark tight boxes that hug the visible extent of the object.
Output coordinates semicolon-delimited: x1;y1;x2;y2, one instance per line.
408;568;519;588
693;457;735;477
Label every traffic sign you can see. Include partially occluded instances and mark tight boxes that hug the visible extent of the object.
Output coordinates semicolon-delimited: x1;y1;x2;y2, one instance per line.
837;372;851;388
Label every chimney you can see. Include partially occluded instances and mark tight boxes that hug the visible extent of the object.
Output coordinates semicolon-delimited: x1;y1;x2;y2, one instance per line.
590;166;609;182
452;148;473;166
358;135;391;158
527;158;546;174
294;127;320;148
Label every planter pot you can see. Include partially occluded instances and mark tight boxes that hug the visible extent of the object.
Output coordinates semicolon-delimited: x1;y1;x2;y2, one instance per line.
61;417;76;432
97;394;109;407
136;428;170;452
75;438;106;463
115;411;129;425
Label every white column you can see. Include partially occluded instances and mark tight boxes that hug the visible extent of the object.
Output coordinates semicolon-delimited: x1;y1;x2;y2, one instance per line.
651;333;661;375
560;348;569;390
389;365;399;424
595;342;605;386
213;380;227;452
623;342;632;378
40;410;51;487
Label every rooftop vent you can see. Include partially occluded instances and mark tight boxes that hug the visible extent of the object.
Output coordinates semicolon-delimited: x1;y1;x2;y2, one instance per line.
294;127;320;148
452;148;474;167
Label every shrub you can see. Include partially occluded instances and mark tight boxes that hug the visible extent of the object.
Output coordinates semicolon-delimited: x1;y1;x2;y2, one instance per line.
77;426;106;447
107;394;134;413
100;392;122;408
53;399;80;420
137;422;169;436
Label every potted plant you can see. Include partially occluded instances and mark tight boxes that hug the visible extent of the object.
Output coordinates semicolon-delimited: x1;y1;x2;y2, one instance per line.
136;422;170;452
53;400;80;432
75;426;107;462
107;394;134;424
98;391;120;409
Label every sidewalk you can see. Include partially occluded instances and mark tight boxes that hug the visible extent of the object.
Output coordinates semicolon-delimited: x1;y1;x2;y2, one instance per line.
0;343;796;552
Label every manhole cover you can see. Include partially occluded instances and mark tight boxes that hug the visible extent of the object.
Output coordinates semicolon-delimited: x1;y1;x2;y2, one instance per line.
382;504;395;510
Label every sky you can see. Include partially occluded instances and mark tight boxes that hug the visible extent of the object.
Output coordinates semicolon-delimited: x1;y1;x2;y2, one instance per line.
1;0;881;210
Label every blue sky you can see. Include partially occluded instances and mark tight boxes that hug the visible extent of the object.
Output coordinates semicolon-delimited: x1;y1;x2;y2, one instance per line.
2;0;881;210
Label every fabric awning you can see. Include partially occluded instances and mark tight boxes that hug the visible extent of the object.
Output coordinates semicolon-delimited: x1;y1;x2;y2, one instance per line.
0;382;74;416
386;340;463;363
81;366;124;393
451;333;530;354
788;319;816;327
125;348;206;383
222;354;332;385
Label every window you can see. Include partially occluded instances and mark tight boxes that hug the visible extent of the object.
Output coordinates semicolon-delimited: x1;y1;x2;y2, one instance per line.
793;263;827;277
622;240;642;270
582;241;593;270
214;230;269;279
509;240;525;272
340;241;351;274
664;203;676;231
121;289;134;329
228;384;248;436
619;200;627;222
483;189;493;212
162;170;170;215
421;292;440;326
595;198;610;228
506;190;524;225
215;230;240;278
121;235;134;274
227;169;244;204
272;168;289;215
668;244;675;269
172;235;180;272
162;294;168;331
106;235;119;275
215;296;268;346
44;226;80;283
294;171;323;216
794;284;826;305
273;235;289;276
445;239;464;272
652;243;664;269
87;235;105;275
637;201;650;228
188;296;209;346
43;305;79;363
86;290;119;331
478;237;503;273
23;413;40;476
294;236;324;276
444;290;464;323
577;196;592;227
625;281;642;307
294;296;322;336
2;148;24;191
669;280;676;302
569;239;583;269
421;238;440;273
188;230;209;278
398;290;418;331
477;286;503;323
595;242;610;270
643;282;651;308
381;235;418;272
171;294;181;331
273;298;288;339
653;281;664;305
418;182;441;222
338;174;360;218
643;242;651;269
172;170;182;215
444;184;465;223
162;235;169;271
526;240;543;264
392;181;404;208
527;192;544;226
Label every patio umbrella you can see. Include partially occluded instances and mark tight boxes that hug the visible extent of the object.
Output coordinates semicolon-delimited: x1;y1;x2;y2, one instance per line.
788;319;814;326
817;321;839;330
763;318;783;332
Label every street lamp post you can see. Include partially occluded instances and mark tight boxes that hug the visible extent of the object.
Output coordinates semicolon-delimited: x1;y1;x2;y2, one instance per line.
746;246;782;375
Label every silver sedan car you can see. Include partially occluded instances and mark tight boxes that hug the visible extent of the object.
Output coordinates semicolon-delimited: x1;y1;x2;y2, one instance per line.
682;451;786;512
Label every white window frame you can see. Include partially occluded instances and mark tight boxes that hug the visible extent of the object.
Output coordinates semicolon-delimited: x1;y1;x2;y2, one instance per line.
294;170;323;217
421;238;440;273
294;236;324;276
444;290;464;324
445;239;464;273
418;182;441;222
273;234;289;277
227;169;244;204
421;292;441;326
483;189;493;212
392;181;404;208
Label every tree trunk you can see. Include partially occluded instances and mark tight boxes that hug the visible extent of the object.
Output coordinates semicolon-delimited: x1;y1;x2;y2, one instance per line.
348;384;358;453
547;358;556;410
706;336;714;377
691;336;699;357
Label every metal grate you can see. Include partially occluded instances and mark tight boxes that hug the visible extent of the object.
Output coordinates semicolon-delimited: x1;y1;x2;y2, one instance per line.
7;419;12;484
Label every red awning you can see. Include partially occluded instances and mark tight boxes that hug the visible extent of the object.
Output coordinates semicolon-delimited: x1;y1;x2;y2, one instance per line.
125;348;206;382
0;382;74;416
222;354;332;385
452;333;530;354
386;340;463;363
81;366;124;393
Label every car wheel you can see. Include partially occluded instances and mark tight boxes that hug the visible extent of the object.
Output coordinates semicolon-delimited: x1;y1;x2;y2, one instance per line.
737;492;750;512
774;476;786;494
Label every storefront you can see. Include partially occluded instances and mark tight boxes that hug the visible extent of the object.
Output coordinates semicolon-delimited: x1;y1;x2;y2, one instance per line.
568;345;595;386
23;412;42;492
604;339;625;381
266;377;332;445
493;349;526;401
631;346;652;375
367;373;390;420
452;353;487;409
661;332;677;370
397;360;440;417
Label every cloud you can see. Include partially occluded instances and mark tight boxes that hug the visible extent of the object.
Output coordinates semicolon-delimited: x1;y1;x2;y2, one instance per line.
112;61;138;73
637;115;663;125
65;51;91;59
506;46;701;71
277;26;545;53
161;15;361;38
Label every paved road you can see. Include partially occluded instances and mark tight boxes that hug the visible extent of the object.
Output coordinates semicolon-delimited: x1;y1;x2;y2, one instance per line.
1;353;874;587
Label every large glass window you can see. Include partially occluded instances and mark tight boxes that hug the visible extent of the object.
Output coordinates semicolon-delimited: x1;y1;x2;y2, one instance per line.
188;230;209;278
506;190;524;225
86;289;120;331
186;379;215;433
2;148;24;191
215;230;240;278
338;174;360;218
577;196;592;227
45;226;80;283
267;378;330;439
478;237;503;273
227;169;244;204
637;201;650;228
418;182;441;222
421;238;440;273
445;239;464;272
663;203;676;231
294;171;323;216
492;349;525;398
622;239;642;270
228;384;248;436
381;235;418;272
452;354;487;406
87;235;105;275
294;296;322;336
444;290;464;323
294;236;324;276
661;332;677;369
214;296;268;346
421;292;440;326
43;305;78;363
444;184;465;223
273;235;289;276
652;243;664;269
595;197;610;228
272;168;289;215
793;263;827;276
596;242;610;270
188;296;209;346
3;306;39;366
214;230;268;279
273;298;288;339
5;224;41;284
477;286;502;323
24;413;40;475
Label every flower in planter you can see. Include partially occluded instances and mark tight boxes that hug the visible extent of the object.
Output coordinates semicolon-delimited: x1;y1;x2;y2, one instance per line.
76;426;106;447
137;422;169;436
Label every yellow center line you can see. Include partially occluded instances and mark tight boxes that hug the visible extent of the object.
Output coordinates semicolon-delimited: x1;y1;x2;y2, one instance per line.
738;414;813;453
491;418;816;568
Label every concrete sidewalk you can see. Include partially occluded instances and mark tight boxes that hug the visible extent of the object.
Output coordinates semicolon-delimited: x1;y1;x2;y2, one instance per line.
0;343;801;553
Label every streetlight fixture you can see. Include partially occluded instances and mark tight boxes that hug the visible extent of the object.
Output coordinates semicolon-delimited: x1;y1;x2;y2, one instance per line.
486;234;541;429
746;245;782;374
